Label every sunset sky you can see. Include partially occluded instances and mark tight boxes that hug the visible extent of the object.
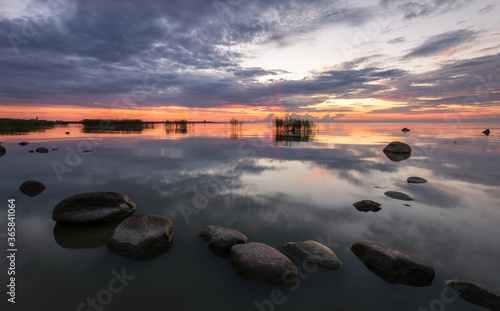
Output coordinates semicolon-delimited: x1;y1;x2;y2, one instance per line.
1;0;499;122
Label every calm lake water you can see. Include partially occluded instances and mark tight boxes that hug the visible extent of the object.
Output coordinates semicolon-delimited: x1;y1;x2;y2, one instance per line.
1;123;499;311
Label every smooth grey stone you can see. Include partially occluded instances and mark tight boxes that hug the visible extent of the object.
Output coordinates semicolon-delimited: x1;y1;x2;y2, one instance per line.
199;225;247;256
407;177;427;184
52;192;136;224
353;200;381;212
351;240;435;287
19;180;46;197
383;141;411;154
107;214;173;259
35;147;49;153
447;280;500;311
384;191;414;201
284;240;341;270
230;242;297;285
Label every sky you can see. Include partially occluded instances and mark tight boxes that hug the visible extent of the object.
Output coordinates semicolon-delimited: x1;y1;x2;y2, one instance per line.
0;0;499;122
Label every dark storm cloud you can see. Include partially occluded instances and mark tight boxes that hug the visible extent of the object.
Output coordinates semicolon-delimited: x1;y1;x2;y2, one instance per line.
403;29;477;59
0;0;373;109
0;0;498;117
369;52;500;114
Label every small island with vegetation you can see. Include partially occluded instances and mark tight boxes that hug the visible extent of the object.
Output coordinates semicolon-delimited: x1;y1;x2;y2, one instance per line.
0;118;67;135
81;119;155;132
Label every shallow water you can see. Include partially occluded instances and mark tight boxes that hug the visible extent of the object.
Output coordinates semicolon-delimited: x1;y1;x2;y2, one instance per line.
1;123;499;310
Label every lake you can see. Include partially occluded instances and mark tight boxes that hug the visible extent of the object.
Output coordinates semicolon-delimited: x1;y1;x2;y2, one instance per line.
1;122;499;310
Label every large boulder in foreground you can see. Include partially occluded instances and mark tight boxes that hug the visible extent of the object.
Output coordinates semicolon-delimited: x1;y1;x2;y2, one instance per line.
199;225;247;256
353;200;381;212
107;214;173;258
19;180;46;197
383;141;411;162
447;280;500;311
284;240;341;270
230;242;297;284
52;192;136;224
0;145;5;157
351;240;435;287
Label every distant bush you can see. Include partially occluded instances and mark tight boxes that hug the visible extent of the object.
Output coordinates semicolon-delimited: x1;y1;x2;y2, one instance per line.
273;117;314;134
0;118;57;134
80;119;154;131
165;120;188;133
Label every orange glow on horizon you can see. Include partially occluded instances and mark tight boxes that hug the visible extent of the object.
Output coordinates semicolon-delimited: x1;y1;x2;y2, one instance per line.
1;103;499;123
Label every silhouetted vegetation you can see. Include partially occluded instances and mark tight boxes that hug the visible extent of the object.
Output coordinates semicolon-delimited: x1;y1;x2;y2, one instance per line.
228;118;243;140
81;119;154;133
229;118;242;125
273;117;315;134
0;118;61;135
273;117;316;145
165;120;188;134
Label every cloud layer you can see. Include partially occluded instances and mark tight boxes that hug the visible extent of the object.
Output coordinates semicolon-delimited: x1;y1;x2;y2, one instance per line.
0;0;499;120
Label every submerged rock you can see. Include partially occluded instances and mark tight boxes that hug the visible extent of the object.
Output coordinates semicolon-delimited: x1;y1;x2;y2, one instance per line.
52;192;136;224
230;242;297;284
351;240;435;287
383;141;411;162
483;129;490;136
284;240;341;270
384;191;414;201
353;200;381;212
19;180;46;197
401;128;410;132
0;145;6;157
54;219;124;249
447;280;500;311
35;147;49;153
29;150;34;153
199;225;247;256
19;142;29;146
407;177;427;184
107;214;173;259
65;132;70;135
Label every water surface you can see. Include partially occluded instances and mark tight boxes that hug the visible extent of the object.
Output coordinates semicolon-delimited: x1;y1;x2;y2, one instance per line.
1;123;499;310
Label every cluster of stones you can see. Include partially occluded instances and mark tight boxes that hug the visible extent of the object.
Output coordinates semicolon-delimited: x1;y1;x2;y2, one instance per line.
353;141;427;213
52;191;173;259
22;129;499;309
199;225;340;285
